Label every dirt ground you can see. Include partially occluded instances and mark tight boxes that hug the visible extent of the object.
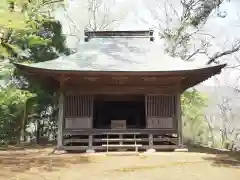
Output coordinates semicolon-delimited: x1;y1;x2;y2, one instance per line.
0;145;240;180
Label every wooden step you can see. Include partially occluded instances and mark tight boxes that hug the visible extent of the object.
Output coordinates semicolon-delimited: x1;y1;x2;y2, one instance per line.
103;132;141;135
102;144;142;147
102;138;141;141
141;137;177;142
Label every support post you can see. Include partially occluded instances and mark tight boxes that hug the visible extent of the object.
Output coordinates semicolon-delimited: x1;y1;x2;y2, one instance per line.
149;134;153;148
89;135;93;148
119;134;123;145
86;134;95;153
57;92;64;149
176;93;183;148
146;133;156;153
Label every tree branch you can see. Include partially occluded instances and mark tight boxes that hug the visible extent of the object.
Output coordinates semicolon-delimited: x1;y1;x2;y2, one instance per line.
206;42;240;64
40;0;64;7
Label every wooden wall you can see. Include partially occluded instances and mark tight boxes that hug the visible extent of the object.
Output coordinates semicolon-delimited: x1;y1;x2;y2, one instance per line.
63;94;177;130
64;95;94;129
145;95;176;129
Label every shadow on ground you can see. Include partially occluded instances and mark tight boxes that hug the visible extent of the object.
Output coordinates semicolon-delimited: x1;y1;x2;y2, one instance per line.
188;145;240;168
0;142;56;151
0;152;94;173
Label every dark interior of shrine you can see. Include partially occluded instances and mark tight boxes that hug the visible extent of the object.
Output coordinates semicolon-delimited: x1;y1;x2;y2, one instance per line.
93;95;146;129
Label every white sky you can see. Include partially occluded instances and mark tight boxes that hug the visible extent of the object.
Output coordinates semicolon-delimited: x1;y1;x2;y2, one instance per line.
55;0;240;87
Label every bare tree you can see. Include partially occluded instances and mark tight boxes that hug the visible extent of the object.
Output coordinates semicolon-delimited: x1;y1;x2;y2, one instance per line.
142;1;215;60
203;115;215;147
206;42;240;64
86;0;117;31
62;0;127;40
144;0;239;64
216;95;237;147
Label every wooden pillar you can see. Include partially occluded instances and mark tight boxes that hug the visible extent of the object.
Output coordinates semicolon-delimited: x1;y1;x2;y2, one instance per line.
86;95;95;153
176;93;183;147
119;134;123;145
57;76;67;150
149;134;154;148
57;92;64;149
146;133;156;152
88;135;93;149
86;134;95;153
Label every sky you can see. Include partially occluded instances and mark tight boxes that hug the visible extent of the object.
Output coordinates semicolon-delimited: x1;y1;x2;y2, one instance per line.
56;0;240;87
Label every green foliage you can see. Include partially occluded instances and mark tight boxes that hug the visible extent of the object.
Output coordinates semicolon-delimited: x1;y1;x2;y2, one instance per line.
182;89;209;144
182;88;208;119
0;86;34;144
0;0;69;145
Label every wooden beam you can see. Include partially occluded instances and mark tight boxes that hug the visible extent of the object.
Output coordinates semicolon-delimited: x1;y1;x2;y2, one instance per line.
50;71;187;77
61;145;179;151
64;81;182;87
84;30;152;38
65;74;185;81
64;85;179;94
61;75;185;86
56;75;70;85
95;94;144;101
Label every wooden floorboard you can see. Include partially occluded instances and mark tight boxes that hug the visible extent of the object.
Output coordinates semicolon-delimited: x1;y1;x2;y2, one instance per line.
63;129;177;135
62;145;179;151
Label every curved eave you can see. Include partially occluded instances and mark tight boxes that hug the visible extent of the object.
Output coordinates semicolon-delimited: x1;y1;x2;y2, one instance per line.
13;62;226;75
13;62;227;92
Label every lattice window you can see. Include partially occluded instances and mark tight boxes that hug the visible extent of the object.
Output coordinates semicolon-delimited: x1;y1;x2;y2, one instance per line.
145;95;176;117
145;95;176;129
64;95;94;118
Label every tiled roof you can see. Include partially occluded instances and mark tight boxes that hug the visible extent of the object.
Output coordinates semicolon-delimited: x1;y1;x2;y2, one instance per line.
14;37;225;72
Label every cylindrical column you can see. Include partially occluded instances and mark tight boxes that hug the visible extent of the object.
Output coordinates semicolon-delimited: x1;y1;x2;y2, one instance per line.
149;134;154;148
86;134;95;153
176;93;183;147
57;92;64;149
146;133;156;152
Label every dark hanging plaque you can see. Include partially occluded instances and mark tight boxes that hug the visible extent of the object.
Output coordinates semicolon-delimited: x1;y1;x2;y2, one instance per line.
84;30;154;42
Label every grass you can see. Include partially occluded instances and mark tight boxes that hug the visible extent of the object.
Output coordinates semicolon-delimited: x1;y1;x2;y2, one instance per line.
0;145;240;180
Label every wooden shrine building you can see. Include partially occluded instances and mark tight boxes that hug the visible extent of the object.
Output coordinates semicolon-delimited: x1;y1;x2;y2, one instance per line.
14;30;226;152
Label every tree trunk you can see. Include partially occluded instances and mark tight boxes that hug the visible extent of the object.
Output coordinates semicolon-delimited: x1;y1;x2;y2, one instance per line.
36;120;40;144
20;100;28;143
204;116;215;147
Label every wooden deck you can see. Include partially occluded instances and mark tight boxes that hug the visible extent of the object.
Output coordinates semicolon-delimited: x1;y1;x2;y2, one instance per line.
62;145;179;151
63;128;178;135
62;130;179;152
